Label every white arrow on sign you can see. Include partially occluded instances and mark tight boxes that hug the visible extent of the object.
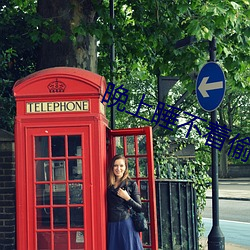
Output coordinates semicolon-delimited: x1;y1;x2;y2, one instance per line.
198;76;223;98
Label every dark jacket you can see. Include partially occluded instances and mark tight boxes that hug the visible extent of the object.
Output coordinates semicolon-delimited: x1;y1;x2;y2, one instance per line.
107;179;142;222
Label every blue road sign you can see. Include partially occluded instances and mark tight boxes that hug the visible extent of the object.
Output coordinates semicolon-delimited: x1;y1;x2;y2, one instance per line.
196;62;226;112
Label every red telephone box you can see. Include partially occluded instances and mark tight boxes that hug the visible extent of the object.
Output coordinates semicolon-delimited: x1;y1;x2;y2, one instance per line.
13;67;158;250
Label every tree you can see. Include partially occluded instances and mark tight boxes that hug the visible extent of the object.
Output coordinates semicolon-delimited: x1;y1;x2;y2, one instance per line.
1;0;249;170
98;0;249;178
218;89;250;177
37;0;101;71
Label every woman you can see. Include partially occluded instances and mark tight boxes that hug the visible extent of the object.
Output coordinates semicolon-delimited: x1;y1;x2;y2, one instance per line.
107;154;144;250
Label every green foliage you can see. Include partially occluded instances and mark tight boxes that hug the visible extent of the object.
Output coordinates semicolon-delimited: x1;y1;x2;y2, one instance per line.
98;0;249;92
97;0;249;177
154;135;211;240
0;49;17;131
0;79;15;132
0;0;38;131
104;64;158;129
0;1;37;78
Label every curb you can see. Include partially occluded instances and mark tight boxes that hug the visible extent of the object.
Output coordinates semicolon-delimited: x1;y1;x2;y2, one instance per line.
206;196;250;201
218;178;250;182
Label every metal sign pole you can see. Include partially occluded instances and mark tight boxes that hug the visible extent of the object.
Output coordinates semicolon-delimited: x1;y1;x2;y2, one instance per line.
208;37;225;250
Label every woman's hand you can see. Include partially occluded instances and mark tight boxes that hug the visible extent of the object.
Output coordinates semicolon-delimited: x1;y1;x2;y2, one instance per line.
117;188;131;201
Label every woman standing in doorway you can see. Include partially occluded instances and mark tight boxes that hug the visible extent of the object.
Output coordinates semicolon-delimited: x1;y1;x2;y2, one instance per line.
107;154;144;250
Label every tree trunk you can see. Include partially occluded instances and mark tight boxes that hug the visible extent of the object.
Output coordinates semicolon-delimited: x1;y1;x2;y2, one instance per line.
37;0;99;72
219;139;229;178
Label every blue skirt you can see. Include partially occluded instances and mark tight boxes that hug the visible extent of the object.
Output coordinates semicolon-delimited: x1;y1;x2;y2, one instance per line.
108;217;144;250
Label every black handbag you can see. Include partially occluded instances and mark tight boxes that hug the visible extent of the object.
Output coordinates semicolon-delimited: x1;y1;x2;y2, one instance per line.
131;210;148;232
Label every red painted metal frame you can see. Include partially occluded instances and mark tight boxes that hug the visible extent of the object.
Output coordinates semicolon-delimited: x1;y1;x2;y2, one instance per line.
14;67;108;250
109;126;158;250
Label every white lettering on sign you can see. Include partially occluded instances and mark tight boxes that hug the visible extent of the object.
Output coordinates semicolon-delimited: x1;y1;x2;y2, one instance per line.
26;100;89;113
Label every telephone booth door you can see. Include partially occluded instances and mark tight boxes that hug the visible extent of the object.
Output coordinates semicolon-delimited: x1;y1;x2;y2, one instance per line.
26;126;92;250
108;126;158;250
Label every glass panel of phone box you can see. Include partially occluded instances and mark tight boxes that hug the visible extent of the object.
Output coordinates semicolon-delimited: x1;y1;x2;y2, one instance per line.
35;135;84;249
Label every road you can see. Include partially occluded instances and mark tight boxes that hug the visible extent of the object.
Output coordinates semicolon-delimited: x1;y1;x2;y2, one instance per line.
202;180;250;249
202;199;250;223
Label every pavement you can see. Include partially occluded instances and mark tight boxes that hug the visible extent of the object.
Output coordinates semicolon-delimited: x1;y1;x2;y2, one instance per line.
206;178;250;201
200;238;250;250
201;178;250;250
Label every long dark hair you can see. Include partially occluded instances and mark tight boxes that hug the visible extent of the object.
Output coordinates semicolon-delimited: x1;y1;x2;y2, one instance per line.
107;154;130;187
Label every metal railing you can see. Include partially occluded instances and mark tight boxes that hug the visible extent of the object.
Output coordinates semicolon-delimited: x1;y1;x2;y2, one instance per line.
156;179;198;250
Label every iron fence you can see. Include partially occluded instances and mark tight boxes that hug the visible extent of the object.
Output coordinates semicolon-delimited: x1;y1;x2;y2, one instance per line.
156;179;198;250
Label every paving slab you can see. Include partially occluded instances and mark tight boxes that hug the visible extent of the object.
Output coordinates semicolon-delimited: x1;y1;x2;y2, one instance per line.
200;238;250;250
